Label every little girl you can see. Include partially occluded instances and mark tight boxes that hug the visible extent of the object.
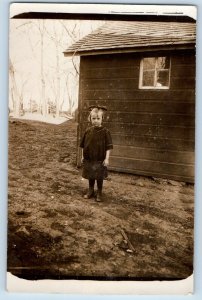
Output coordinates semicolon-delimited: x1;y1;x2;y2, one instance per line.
80;106;113;202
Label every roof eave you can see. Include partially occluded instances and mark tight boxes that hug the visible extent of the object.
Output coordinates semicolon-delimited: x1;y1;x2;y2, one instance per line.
63;42;196;57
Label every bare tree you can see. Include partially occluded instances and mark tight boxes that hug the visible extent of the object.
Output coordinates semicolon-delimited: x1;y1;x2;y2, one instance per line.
44;22;63;117
9;58;30;116
64;70;79;116
11;20;47;117
9;19;105;120
45;20;80;118
38;20;46;116
9;59;21;117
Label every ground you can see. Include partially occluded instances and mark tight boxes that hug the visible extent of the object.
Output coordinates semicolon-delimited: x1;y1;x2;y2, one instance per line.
7;118;194;281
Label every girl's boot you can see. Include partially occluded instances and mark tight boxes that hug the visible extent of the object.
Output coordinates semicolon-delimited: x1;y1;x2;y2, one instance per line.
96;179;103;202
84;179;95;199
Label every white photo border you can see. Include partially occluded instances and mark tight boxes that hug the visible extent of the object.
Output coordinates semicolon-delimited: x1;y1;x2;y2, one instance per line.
1;0;201;298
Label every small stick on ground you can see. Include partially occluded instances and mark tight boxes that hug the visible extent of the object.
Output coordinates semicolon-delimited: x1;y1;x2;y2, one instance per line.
120;228;136;253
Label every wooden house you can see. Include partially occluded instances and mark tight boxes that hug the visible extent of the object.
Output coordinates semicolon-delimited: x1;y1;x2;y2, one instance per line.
64;20;196;183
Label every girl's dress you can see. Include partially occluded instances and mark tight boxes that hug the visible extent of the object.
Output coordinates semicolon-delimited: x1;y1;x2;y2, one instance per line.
80;126;113;180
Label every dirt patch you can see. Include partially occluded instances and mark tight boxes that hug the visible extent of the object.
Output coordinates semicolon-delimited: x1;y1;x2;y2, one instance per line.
7;119;194;281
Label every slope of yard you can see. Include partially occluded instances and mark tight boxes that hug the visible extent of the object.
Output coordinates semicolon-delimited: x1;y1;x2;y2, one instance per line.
7;119;194;281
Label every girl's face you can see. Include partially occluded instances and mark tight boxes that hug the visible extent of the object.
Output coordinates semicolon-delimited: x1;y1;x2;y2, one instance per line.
91;112;102;127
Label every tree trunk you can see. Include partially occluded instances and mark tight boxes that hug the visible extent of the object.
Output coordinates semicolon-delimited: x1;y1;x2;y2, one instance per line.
55;42;60;118
9;59;21;117
40;20;46;116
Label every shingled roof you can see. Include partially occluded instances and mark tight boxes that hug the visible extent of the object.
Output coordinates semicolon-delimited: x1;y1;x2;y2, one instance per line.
64;21;196;56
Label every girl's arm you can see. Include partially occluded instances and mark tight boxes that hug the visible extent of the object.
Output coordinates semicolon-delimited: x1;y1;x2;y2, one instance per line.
81;148;84;163
80;131;86;164
103;150;111;166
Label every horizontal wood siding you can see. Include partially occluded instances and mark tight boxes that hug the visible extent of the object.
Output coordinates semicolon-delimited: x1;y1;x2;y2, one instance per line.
78;50;195;182
83;90;195;101
112;145;194;164
83;101;195;114
82;112;194;126
82;121;194;139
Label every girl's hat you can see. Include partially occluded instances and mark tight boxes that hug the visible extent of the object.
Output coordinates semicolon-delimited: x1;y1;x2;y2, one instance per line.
88;105;107;111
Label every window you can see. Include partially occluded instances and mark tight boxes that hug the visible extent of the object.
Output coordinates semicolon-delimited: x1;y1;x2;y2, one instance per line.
139;56;170;89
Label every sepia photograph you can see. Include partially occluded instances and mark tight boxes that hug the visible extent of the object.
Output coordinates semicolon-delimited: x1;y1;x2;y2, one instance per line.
7;3;196;294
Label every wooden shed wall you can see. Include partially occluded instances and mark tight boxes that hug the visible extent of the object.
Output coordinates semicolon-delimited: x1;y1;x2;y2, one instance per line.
78;50;195;182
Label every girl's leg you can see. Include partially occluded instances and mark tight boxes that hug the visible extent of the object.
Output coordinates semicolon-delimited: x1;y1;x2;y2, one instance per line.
84;179;95;199
96;179;103;201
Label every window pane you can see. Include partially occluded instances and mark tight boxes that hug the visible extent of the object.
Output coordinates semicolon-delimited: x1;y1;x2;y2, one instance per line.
143;57;156;70
143;70;155;86
157;57;170;69
140;56;170;89
156;70;169;87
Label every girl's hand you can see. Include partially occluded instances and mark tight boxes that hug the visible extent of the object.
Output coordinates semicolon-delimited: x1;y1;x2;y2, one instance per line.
81;157;84;164
103;158;109;166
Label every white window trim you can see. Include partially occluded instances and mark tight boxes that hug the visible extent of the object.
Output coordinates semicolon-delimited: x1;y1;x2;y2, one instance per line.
139;57;171;90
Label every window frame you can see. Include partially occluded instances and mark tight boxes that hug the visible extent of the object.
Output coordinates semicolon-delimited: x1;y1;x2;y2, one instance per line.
139;56;171;90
